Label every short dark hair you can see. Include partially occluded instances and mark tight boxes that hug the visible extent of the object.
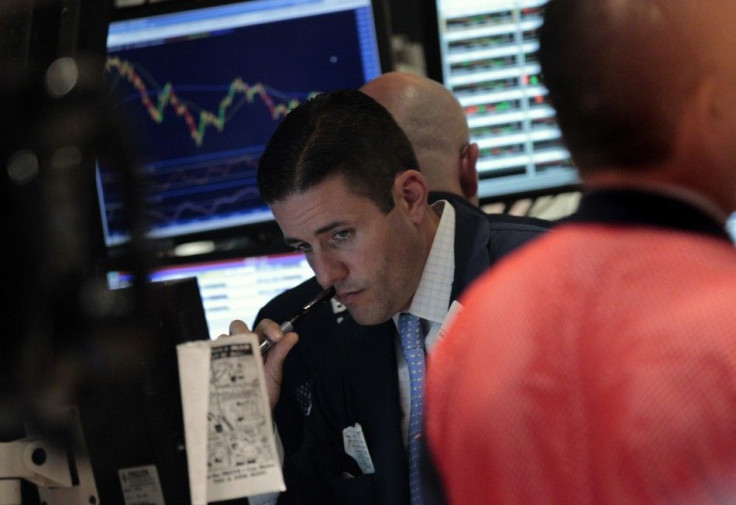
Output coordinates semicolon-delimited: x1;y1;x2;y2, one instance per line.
539;0;694;171
257;89;419;213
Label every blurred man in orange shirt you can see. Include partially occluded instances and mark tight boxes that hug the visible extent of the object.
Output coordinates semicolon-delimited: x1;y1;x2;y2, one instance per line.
425;1;736;504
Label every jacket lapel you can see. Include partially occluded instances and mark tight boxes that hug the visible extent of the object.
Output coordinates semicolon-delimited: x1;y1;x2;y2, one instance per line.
331;319;410;502
451;203;493;302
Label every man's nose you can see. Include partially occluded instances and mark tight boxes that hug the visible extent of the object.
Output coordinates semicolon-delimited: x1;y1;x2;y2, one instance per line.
310;251;347;289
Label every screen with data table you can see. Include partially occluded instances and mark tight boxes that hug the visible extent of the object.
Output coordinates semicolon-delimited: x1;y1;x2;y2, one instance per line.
107;251;315;339
430;0;579;199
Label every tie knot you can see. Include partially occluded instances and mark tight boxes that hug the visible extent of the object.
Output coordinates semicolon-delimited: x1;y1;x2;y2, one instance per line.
399;313;424;351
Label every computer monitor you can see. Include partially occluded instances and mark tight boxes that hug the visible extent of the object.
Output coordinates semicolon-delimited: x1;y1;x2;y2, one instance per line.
727;213;736;243
97;0;391;248
107;250;315;338
72;276;211;505
424;0;580;201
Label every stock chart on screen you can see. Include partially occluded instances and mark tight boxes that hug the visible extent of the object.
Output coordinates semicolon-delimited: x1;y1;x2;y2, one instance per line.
98;0;383;246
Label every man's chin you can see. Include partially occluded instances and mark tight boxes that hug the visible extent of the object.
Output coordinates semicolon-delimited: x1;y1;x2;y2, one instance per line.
347;307;392;327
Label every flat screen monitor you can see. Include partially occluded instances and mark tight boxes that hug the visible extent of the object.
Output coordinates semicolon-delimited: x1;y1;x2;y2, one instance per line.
98;0;390;248
107;251;315;338
425;0;580;200
74;277;210;505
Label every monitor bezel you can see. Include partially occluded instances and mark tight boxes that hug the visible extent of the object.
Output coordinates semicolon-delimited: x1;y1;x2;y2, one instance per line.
109;0;394;74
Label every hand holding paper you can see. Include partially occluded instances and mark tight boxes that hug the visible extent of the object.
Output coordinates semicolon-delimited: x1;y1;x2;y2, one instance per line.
228;318;299;411
177;332;286;505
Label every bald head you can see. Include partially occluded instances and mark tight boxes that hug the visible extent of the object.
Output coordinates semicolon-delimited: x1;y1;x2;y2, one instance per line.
361;72;479;205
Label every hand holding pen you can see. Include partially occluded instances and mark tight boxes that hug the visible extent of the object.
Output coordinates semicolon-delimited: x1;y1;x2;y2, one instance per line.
225;285;335;411
259;286;336;354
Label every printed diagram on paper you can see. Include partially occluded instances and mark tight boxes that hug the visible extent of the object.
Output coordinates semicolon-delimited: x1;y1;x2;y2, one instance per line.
208;342;276;480
178;333;284;503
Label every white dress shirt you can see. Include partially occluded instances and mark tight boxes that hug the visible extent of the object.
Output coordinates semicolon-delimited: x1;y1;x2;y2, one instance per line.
393;200;456;445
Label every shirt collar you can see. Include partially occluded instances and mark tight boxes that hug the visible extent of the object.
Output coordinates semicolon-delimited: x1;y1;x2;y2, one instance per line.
399;200;456;326
569;187;732;242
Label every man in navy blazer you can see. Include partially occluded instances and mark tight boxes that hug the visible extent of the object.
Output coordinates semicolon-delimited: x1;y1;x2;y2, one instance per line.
251;192;547;505
246;73;549;505
283;197;546;505
232;87;548;505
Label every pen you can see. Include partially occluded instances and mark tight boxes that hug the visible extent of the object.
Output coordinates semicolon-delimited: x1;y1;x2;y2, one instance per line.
259;286;336;354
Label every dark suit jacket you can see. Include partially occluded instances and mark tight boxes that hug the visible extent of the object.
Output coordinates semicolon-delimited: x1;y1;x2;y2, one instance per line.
254;195;550;504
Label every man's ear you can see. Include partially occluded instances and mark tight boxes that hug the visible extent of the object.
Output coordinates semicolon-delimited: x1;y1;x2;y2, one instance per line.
394;169;429;218
460;142;480;204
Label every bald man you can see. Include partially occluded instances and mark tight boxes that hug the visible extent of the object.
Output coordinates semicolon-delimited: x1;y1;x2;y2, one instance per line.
360;72;480;206
359;72;550;226
425;1;736;503
247;73;549;504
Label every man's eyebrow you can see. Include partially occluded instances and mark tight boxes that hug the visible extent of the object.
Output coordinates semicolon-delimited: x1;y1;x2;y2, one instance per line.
283;221;347;247
315;220;347;236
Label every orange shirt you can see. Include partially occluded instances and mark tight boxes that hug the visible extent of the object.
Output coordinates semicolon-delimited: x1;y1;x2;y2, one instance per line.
426;223;736;504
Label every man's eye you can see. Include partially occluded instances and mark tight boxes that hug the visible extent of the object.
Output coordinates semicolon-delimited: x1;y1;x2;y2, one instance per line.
332;230;351;242
295;243;312;253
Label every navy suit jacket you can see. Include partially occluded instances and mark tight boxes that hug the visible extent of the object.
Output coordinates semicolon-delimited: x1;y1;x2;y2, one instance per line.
254;195;550;504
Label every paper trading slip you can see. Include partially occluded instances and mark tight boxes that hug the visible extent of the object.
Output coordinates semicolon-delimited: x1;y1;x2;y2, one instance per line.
177;333;285;505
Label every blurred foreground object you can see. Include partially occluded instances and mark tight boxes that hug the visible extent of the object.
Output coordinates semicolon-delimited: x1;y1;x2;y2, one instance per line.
0;2;159;498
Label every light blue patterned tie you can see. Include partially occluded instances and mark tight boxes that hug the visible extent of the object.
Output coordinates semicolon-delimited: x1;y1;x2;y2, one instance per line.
398;312;425;505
